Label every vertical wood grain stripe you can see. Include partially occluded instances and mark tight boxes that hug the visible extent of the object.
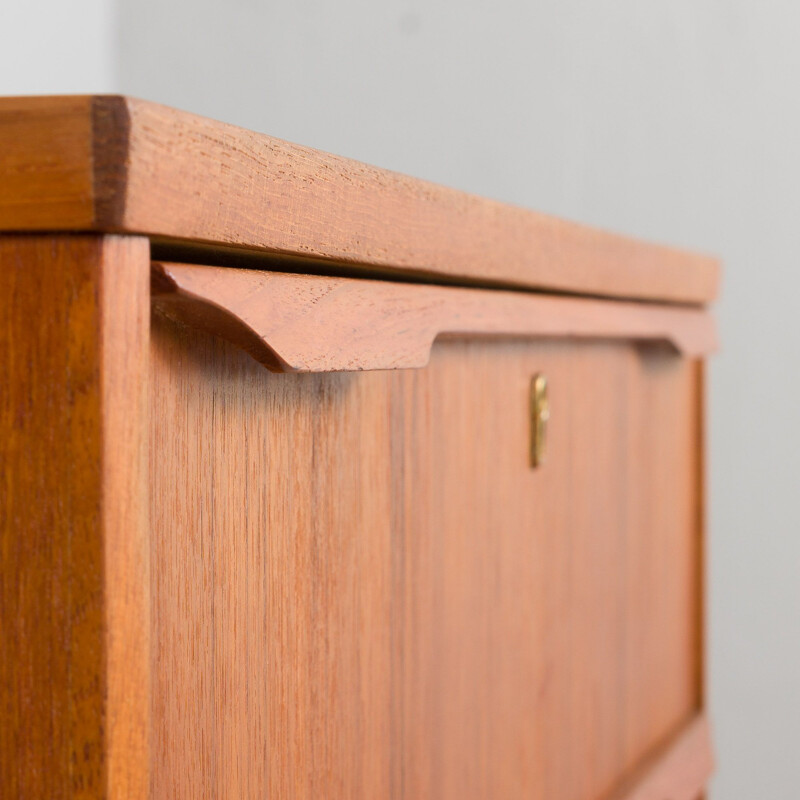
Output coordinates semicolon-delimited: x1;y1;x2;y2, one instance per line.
101;236;151;798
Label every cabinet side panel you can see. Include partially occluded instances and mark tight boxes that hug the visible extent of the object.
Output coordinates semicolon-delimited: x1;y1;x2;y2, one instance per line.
0;235;150;799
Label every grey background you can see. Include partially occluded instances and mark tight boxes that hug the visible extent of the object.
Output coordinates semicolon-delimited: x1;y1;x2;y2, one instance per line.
3;1;798;796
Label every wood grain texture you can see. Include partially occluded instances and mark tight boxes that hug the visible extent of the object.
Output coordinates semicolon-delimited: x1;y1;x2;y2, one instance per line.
0;234;150;798
150;312;704;799
0;96;95;228
152;262;717;372
0;95;719;304
605;715;713;800
0;96;128;230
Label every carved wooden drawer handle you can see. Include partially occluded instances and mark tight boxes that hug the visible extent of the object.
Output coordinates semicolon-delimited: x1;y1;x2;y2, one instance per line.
152;263;717;373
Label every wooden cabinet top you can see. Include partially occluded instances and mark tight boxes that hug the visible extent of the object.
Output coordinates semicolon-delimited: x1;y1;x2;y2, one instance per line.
0;95;718;304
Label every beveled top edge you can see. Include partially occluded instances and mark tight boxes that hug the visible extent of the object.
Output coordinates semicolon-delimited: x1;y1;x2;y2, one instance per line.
0;95;720;304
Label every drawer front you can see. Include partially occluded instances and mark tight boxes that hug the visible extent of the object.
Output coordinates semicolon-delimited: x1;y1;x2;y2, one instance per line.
150;309;704;799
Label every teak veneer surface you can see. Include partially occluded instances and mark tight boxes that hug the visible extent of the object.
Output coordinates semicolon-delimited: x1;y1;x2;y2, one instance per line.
0;95;719;304
0;235;150;798
150;311;703;799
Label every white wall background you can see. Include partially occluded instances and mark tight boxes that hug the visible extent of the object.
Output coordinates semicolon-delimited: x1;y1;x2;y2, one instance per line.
0;0;116;94
5;1;799;796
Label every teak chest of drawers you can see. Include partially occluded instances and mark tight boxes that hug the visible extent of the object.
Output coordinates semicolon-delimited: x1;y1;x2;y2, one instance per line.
0;96;719;800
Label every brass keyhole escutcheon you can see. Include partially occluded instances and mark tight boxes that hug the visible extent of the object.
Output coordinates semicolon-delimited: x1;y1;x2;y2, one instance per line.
530;373;549;468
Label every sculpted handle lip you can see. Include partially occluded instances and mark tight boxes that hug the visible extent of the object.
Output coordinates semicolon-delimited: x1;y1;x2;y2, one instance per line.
151;262;717;374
